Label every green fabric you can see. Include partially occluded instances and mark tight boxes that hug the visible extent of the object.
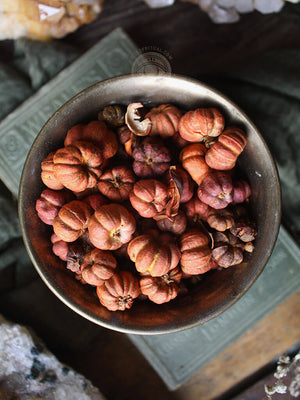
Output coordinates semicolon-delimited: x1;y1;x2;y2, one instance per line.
0;35;299;375
0;39;79;120
13;39;79;90
0;38;79;307
197;48;300;242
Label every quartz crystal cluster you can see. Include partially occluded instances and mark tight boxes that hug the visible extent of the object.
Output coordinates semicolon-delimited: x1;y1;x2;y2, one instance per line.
144;0;300;23
0;315;105;400
0;0;103;40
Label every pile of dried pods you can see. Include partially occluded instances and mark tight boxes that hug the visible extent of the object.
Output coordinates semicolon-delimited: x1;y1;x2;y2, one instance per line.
36;102;257;311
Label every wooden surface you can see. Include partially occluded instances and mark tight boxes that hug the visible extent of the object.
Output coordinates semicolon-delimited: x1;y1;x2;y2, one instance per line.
0;1;300;399
177;290;300;400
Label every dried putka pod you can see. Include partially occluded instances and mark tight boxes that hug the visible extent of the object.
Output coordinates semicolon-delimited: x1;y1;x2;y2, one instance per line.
179;107;224;143
212;231;245;268
230;221;257;242
96;270;140;311
53;200;93;242
129;179;169;218
140;266;182;304
98;105;126;127
205;127;247;171
88;204;136;250
132;137;171;178
206;208;235;232
128;230;181;277
81;248;117;286
156;211;187;235
36;188;74;225
146;103;182;138
179;229;213;275
197;170;233;210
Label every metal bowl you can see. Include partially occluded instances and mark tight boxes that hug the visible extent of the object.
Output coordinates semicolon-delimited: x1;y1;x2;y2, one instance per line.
18;74;281;335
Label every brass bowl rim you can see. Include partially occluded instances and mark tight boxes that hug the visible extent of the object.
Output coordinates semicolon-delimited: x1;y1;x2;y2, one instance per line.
18;73;281;335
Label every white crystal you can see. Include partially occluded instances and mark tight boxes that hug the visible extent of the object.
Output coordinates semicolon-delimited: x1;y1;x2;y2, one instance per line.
274;365;290;379
294;352;300;361
0;15;28;40
38;4;64;21
275;383;288;394
216;0;236;7
254;0;284;13
279;354;291;364
289;373;300;398
265;385;277;395
208;4;240;23
0;315;105;400
235;0;255;13
199;0;214;11
143;0;175;7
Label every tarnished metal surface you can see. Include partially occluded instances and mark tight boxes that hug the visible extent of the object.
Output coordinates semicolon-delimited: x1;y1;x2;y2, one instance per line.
18;74;281;334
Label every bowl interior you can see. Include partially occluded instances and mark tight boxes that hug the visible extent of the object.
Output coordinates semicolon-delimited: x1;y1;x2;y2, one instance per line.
19;74;281;334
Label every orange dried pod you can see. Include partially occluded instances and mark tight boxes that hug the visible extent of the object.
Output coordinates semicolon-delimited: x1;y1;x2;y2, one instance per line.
140;266;182;304
165;166;194;204
206;208;235;232
179;228;213;275
41;151;64;190
179;108;224;142
232;179;251;204
50;234;91;278
128;230;181;277
212;231;245;268
96;270;140;311
73;186;99;200
156;211;187;235
64;121;118;160
98;104;126;127
171;131;190;149
36;188;74;225
146;104;182;138
132;137;171;178
117;126;138;157
82;193;108;211
51;233;68;261
183;196;211;223
205;127;247;170
88;204;136;250
129;179;169;218
197;171;233;209
98;165;135;202
53;141;103;193
53;200;93;242
180;143;211;185
81;248;117;286
65;241;90;280
118;125;132;145
230;221;257;243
